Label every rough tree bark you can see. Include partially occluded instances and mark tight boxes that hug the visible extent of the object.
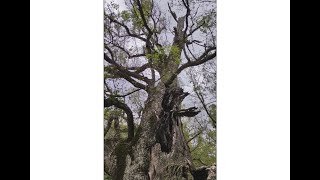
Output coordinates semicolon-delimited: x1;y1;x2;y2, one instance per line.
105;85;212;180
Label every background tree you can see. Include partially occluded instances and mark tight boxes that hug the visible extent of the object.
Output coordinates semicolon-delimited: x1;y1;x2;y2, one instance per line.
104;0;216;179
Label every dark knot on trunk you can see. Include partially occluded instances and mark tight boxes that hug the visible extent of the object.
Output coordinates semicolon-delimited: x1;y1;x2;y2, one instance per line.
156;87;199;153
161;87;189;111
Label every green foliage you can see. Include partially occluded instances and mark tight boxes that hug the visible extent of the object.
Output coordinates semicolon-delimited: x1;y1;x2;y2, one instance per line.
120;10;131;21
131;9;144;31
104;107;123;118
145;45;182;66
140;0;152;17
182;123;191;142
130;0;152;32
170;45;181;65
146;46;167;65
191;131;216;167
104;66;117;79
197;12;215;33
108;0;153;32
182;120;216;167
209;105;217;125
104;108;129;139
104;173;112;180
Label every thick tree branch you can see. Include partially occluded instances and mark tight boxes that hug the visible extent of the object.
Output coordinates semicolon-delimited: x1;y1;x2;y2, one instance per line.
104;97;134;141
167;3;177;22
111;88;142;98
107;42;146;59
128;63;150;74
106;14;148;42
164;16;186;66
181;0;191;37
105;66;147;90
165;47;216;87
196;46;216;60
174;107;200;117
104;53;151;86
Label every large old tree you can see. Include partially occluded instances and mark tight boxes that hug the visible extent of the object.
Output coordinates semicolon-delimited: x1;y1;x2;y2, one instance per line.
104;0;216;179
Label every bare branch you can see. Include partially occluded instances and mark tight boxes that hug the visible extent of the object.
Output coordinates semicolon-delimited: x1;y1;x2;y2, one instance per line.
187;21;206;37
135;0;153;34
181;0;191;37
127;63;150;73
106;42;146;59
104;65;147;90
187;130;203;144
183;46;192;62
185;44;198;61
167;3;177;22
174;107;200;117
106;14;148;42
194;89;216;128
104;53;151;86
165;47;216;87
111;88;142;98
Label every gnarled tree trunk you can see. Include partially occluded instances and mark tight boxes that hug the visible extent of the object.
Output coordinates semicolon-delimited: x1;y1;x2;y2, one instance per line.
105;86;202;179
104;1;216;178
